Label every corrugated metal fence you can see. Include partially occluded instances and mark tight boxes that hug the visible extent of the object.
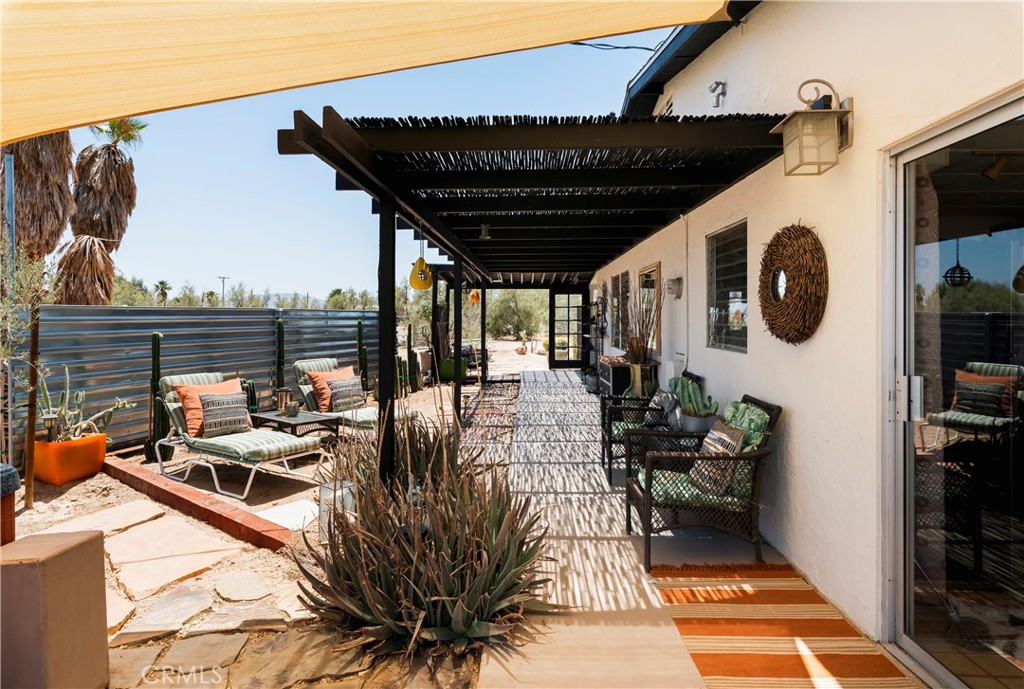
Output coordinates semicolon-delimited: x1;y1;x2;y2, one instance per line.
7;306;379;464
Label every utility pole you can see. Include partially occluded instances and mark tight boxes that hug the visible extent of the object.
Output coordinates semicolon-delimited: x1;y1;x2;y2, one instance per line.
217;276;229;306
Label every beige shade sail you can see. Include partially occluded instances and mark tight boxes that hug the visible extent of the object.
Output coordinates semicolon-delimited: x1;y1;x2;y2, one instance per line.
1;1;729;144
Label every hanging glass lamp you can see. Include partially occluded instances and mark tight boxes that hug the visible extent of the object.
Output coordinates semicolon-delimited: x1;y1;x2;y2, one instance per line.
409;239;433;291
943;238;972;288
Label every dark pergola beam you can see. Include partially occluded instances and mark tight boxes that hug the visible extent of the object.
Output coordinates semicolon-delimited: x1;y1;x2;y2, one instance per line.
397;168;733;190
357;119;781;151
279;110;491;279
445;212;673;230
450;227;653;241
429;192;696;213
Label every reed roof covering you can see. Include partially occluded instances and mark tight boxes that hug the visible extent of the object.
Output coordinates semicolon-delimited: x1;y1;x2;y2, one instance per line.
280;111;783;286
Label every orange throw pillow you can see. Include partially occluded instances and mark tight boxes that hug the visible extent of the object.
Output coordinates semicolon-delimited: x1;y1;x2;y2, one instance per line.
952;369;1016;417
174;378;244;437
307;367;356;413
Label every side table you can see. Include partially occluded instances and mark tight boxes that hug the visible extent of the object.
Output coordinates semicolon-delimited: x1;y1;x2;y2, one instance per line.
250;411;341;448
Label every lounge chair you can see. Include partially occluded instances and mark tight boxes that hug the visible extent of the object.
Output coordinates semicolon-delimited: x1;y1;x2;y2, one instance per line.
926;362;1022;444
625;395;782;570
155;372;326;499
292;358;417;431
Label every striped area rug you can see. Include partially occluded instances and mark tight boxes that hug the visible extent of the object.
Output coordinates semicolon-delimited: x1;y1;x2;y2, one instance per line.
652;565;925;689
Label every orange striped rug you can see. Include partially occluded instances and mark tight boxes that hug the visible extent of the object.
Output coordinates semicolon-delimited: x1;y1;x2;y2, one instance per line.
652;565;925;689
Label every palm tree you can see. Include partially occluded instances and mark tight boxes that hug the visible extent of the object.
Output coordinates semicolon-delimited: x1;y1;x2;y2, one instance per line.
153;280;172;306
70;118;146;251
0;132;76;261
53;236;114;305
202;291;218;307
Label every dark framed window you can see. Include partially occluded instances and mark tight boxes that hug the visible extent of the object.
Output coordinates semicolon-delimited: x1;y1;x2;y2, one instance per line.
610;270;630;350
707;222;748;352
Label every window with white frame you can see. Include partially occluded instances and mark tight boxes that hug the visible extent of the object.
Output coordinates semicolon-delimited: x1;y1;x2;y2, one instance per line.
707;222;748;352
610;270;630;350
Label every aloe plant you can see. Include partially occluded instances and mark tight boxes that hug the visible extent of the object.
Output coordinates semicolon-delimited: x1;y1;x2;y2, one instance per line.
37;364;134;442
295;414;552;664
670;376;718;418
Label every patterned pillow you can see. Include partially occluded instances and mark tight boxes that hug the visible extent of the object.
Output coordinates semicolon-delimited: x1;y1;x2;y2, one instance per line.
649;388;677;414
953;381;1006;417
690;420;745;496
328;378;364;412
952;369;1016;417
724;401;772;451
198;392;250;438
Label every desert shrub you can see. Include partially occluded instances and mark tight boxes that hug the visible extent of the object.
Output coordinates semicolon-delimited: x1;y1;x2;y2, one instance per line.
295;415;550;661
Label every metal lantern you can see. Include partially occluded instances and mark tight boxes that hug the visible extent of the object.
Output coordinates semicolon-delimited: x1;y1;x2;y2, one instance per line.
943;239;973;288
770;79;853;176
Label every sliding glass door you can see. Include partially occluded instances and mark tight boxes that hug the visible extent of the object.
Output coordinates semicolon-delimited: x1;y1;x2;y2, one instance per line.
898;107;1023;687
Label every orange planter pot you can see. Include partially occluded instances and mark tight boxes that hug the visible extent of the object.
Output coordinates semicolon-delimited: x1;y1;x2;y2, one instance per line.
34;433;107;486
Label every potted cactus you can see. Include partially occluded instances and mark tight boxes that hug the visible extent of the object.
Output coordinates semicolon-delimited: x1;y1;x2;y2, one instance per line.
33;365;135;485
668;376;719;433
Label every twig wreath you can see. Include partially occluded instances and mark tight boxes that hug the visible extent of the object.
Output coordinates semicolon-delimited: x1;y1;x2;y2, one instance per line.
758;223;828;345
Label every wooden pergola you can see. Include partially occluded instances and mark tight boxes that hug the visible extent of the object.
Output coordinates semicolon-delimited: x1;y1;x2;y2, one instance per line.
278;111;783;475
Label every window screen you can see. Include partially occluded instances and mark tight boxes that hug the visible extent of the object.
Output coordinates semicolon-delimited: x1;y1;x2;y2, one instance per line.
707;222;747;352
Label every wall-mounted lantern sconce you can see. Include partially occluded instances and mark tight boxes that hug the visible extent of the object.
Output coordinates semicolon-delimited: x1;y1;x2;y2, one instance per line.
770;79;854;176
665;277;683;299
479;223;491;240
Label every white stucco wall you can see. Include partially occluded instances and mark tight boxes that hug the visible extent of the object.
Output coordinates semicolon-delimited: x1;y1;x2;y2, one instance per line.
593;1;1023;637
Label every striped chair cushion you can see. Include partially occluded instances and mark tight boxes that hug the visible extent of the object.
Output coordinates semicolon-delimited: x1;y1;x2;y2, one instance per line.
298;384;318;413
321;407;418;429
159;372;224;402
927;410;1014;433
188;430;320;464
292;358;338;385
165;402;189;437
199;392;250;438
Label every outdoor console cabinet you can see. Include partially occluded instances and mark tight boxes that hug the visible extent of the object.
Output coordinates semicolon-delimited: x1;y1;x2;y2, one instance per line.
599;359;631;397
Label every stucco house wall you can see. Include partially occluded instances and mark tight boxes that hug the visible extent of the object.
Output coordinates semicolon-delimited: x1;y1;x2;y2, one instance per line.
592;0;1023;638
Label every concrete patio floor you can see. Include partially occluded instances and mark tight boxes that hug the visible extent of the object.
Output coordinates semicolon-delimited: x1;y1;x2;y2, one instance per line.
479;370;784;689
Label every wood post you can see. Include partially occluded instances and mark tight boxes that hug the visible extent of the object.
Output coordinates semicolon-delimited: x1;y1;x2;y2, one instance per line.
377;199;396;480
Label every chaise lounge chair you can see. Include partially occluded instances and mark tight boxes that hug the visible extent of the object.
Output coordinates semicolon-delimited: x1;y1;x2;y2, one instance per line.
155;372;326;499
926;362;1022;444
292;358;417;431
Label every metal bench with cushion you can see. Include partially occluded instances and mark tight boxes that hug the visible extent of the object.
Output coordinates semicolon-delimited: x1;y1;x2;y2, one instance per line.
155;372;325;499
625;394;783;571
926;362;1022;444
292;358;416;430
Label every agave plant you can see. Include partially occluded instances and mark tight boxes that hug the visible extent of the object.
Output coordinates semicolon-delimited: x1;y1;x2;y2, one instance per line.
37;364;135;442
294;414;551;663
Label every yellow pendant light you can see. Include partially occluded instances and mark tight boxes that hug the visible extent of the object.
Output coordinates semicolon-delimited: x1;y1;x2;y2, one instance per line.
469;289;480;304
410;239;433;291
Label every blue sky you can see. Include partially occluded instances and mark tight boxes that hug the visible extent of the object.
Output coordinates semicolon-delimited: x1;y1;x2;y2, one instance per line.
68;30;670;300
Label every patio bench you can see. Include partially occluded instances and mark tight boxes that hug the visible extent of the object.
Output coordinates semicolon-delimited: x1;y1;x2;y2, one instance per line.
625;394;782;571
155;372;326;499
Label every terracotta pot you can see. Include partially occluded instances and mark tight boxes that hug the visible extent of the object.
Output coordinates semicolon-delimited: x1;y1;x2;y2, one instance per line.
34;433;107;486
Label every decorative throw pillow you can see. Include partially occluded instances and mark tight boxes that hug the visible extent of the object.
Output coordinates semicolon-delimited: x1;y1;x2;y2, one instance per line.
690;420;746;496
649;388;677;414
198;392;250;438
952;381;1006;417
723;401;772;451
951;369;1016;417
174;378;243;437
307;367;357;413
328;377;364;412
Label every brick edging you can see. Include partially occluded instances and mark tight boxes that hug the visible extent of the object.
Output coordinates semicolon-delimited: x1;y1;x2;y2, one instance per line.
102;458;294;551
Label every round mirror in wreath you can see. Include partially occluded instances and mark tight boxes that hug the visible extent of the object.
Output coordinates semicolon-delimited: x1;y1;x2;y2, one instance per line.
758;223;828;344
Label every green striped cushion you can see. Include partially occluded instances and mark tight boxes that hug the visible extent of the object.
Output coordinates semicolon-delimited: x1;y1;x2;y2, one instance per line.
165;402;188;437
159;372;225;402
637;470;747;511
320;407;418;429
188;430;320;463
927;410;1014;433
293;358;338;385
298;384;318;413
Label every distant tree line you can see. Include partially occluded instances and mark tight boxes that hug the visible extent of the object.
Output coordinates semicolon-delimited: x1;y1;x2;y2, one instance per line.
916;280;1024;313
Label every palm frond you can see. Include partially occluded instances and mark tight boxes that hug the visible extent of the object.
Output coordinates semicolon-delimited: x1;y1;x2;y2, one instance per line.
54;235;115;305
70;142;137;251
0;132;76;261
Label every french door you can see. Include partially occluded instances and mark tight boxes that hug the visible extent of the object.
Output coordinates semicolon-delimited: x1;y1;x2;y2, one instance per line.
548;288;587;369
